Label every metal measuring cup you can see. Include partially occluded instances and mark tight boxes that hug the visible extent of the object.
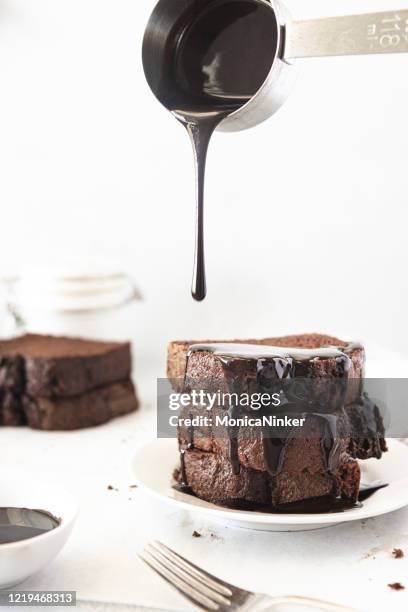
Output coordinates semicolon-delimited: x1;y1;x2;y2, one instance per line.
142;0;408;131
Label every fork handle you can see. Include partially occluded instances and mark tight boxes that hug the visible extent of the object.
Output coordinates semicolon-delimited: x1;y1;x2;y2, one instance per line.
248;594;358;611
284;9;408;59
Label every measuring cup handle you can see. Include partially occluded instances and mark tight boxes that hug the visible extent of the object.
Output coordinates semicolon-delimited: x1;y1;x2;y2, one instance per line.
284;9;408;59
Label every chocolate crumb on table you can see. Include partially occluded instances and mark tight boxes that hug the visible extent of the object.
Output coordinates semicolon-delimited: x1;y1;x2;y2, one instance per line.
388;582;405;591
192;531;201;538
392;548;404;559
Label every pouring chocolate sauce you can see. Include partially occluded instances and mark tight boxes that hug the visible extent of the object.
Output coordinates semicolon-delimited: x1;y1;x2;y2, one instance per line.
144;0;277;300
143;1;408;300
175;342;388;514
172;0;277;300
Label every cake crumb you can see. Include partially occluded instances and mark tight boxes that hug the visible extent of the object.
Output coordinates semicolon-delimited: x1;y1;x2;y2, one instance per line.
192;531;201;538
129;484;138;489
392;549;404;559
107;485;118;491
388;582;405;591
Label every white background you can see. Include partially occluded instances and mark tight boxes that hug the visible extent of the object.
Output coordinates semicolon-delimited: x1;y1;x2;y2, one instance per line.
0;0;407;373
1;5;408;610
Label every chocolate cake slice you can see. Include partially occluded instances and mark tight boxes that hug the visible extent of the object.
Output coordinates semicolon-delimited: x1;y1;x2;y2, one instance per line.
0;334;138;430
167;334;365;382
0;334;131;398
0;391;25;426
168;334;386;510
23;380;138;431
179;446;361;508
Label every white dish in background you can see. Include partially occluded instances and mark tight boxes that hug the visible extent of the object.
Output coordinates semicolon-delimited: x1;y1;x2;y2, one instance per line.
0;472;78;589
132;438;408;532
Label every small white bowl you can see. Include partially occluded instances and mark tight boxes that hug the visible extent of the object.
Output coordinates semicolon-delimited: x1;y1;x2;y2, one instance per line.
0;472;78;589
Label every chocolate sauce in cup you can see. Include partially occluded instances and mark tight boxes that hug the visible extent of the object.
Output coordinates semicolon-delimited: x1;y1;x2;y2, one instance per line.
143;0;279;301
143;1;408;300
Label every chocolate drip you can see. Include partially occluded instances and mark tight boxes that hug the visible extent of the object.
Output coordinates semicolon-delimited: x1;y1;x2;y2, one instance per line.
180;342;378;503
162;0;278;300
229;436;240;476
179;448;190;490
224;350;349;479
173;110;230;301
185;342;356;479
262;438;289;477
187;414;195;450
316;414;342;474
257;357;293;385
174;340;389;514
223;358;253;475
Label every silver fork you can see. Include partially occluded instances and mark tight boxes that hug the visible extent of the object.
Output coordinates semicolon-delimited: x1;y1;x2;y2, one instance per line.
139;541;358;612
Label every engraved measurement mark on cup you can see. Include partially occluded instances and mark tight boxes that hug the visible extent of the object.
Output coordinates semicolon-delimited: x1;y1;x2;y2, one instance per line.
367;14;408;49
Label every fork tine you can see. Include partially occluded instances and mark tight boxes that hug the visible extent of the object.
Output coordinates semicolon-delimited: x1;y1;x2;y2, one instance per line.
146;544;231;606
153;541;238;597
151;541;233;597
139;550;220;611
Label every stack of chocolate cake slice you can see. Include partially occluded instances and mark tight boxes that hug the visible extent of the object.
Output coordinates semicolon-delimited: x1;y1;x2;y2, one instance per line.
0;334;138;430
168;334;387;510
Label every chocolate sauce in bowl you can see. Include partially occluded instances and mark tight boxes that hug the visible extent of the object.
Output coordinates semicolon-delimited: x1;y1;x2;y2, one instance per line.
0;508;60;544
167;0;278;300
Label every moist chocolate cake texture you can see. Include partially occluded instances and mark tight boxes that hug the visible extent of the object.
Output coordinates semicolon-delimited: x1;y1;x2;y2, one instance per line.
167;334;387;510
0;334;138;430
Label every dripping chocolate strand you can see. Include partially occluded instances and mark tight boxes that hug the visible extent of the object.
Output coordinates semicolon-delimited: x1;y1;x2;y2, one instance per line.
175;340;388;513
168;0;279;299
178;348;195;489
187;342;353;480
174;111;229;301
315;413;342;474
187;415;195;450
179;449;190;490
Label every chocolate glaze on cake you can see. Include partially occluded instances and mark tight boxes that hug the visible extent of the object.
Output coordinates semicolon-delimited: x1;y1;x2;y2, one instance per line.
185;341;359;478
167;334;365;382
168;334;386;510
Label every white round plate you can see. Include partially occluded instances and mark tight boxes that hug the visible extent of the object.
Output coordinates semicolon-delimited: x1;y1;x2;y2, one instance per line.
0;471;78;588
132;438;408;532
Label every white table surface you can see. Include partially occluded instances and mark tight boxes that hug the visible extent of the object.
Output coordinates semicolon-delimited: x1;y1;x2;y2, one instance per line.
2;346;408;612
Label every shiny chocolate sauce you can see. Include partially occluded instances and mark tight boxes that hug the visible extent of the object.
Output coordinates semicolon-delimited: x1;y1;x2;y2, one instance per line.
174;482;388;515
183;342;356;478
166;0;278;300
0;507;60;544
175;341;387;513
220;483;388;514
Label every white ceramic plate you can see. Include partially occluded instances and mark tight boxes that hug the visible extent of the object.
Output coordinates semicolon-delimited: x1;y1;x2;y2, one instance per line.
132;438;408;532
0;472;79;588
